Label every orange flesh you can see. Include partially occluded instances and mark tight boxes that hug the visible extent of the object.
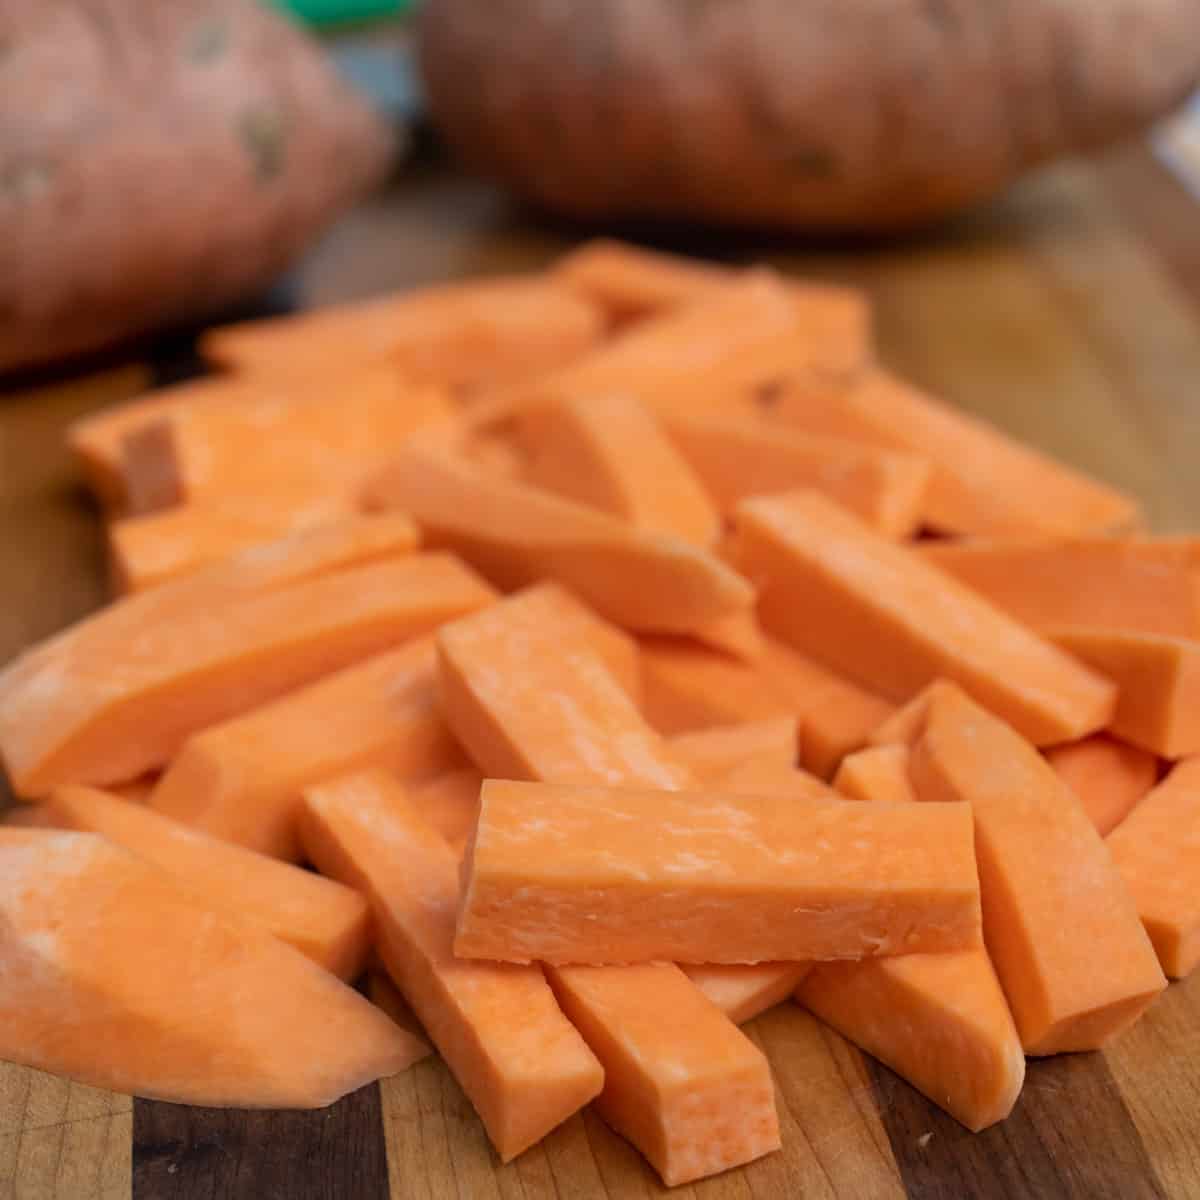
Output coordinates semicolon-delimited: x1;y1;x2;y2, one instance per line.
638;636;892;779
546;963;780;1187
1107;757;1200;979
367;971;433;1053
150;636;469;862
772;369;1142;537
38;786;371;980
734;490;1116;745
800;746;1025;1132
108;499;417;594
67;375;256;511
1045;735;1158;836
552;239;733;323
456;778;982;965
909;683;1166;1054
433;594;782;1180
366;443;753;636
662;410;931;539
834;745;918;805
0;829;419;1107
0;552;494;797
437;592;691;790
200;275;606;393
520;393;722;546
681;962;812;1024
1050;629;1200;759
408;768;483;857
920;538;1200;638
667;718;799;780
120;369;451;514
299;771;604;1162
800;950;1025;1132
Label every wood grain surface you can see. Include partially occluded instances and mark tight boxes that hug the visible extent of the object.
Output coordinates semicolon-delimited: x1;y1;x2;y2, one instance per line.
3;142;1200;1199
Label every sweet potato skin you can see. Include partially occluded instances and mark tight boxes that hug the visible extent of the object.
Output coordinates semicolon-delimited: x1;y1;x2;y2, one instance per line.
420;0;1200;231
0;0;394;373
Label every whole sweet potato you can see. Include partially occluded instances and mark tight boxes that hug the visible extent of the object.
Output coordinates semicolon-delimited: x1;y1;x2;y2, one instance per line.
0;0;394;374
420;0;1200;232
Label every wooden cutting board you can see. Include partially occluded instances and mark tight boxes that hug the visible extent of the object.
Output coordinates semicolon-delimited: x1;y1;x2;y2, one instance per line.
3;143;1200;1200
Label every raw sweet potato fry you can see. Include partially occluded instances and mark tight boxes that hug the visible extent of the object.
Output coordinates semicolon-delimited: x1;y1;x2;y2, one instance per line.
150;636;470;862
300;771;604;1161
906;683;1166;1054
921;538;1200;637
367;443;752;636
36;786;371;980
1107;757;1200;979
1046;735;1158;836
734;490;1117;745
519;392;722;545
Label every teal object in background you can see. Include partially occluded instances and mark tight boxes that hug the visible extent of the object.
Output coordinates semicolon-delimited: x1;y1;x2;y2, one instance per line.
274;0;412;27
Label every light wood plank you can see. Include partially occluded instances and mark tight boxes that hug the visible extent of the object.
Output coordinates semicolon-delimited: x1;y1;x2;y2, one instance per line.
1105;977;1200;1200
0;1065;130;1200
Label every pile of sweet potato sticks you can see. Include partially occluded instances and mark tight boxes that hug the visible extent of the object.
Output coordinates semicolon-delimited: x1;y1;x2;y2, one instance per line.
0;241;1194;1188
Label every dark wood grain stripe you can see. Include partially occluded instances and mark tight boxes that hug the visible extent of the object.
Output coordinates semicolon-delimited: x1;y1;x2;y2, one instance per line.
133;1083;390;1200
868;1051;1167;1200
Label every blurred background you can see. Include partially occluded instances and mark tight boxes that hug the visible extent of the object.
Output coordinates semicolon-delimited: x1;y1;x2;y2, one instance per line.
5;0;1200;382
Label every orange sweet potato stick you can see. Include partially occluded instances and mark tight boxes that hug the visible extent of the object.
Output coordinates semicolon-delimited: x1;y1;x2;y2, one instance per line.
527;272;813;414
907;683;1166;1054
149;636;470;862
37;786;371;980
680;963;812;1025
545;963;781;1186
834;745;917;804
798;747;1025;1132
68;375;256;511
109;501;421;595
639;637;789;731
868;680;964;750
438;590;690;790
519;393;722;546
734;491;1117;745
0;551;493;796
1049;629;1200;759
771;369;1143;537
1107;757;1200;979
408;767;483;857
799;950;1025;1133
0;829;420;1106
500;581;643;701
638;636;893;779
640;328;867;423
759;639;896;779
717;757;838;803
3;512;422;710
682;755;821;1023
667;718;798;780
200;275;606;393
434;590;784;1180
120;369;452;514
920;539;1200;638
455;778;981;965
661;410;931;539
1045;735;1158;836
299;770;604;1162
366;971;432;1053
687;608;767;662
367;443;752;636
552;239;733;323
